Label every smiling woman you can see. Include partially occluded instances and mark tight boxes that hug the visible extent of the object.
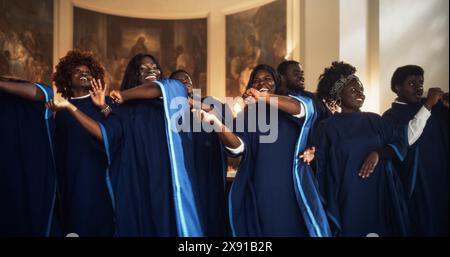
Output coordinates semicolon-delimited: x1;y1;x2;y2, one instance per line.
313;61;410;237
50;49;116;237
52;50;105;98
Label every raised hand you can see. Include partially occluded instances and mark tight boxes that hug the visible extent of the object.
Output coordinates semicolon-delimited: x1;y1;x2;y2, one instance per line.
45;98;73;112
441;92;449;108
424;87;444;110
358;151;379;179
110;90;124;104
245;88;269;102
192;108;220;127
299;147;316;165
89;78;107;108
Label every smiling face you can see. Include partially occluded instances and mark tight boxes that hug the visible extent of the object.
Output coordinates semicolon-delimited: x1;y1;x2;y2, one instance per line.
70;65;92;89
139;56;161;84
395;75;424;104
285;63;305;91
339;78;365;112
172;71;193;95
251;69;276;93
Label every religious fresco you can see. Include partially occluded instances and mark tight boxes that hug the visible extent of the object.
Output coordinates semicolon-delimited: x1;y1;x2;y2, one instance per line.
0;0;53;83
226;0;286;97
74;7;207;93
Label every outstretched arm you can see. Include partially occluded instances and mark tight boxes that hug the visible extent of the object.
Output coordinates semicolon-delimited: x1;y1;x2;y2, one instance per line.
46;99;103;141
244;88;302;115
0;81;45;102
192;109;242;149
110;82;162;104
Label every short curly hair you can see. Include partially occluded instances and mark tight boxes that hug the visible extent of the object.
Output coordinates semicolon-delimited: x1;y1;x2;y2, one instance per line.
169;69;190;79
390;65;424;93
276;60;300;76
316;61;357;110
52;50;105;98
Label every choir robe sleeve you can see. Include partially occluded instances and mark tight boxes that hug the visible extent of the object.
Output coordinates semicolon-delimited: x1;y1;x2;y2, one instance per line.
0;82;59;237
376;115;408;162
98;107;124;165
383;102;448;236
374;114;410;235
313;120;342;236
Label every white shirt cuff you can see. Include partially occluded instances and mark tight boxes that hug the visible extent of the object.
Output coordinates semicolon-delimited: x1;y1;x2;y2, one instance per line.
292;102;306;118
408;105;431;145
417;105;431;119
225;136;245;155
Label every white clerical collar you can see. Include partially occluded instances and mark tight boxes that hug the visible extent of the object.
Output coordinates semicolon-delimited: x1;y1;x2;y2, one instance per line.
394;99;407;105
70;94;90;100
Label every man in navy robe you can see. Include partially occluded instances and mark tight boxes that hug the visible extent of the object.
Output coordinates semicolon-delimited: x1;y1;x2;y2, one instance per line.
382;65;448;236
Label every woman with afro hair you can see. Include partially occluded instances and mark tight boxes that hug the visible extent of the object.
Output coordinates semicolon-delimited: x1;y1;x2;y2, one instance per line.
48;49;115;236
312;61;410;236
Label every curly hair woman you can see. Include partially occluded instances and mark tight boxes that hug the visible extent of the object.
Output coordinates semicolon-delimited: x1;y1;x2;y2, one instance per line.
52;50;105;99
49;49;115;236
313;61;410;236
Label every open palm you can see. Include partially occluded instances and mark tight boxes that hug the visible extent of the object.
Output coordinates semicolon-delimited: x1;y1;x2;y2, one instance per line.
90;79;107;108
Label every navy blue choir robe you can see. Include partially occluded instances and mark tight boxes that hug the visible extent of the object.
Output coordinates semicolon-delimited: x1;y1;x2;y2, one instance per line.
294;90;331;148
98;80;203;236
55;96;115;236
314;112;410;237
0;82;59;236
187;97;231;236
297;90;332;130
229;95;331;237
383;101;448;236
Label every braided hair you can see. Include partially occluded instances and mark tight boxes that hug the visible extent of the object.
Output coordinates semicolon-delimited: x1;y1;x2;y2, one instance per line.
316;61;356;111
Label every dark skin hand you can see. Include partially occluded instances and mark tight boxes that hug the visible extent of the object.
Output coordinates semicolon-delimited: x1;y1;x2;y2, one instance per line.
192;108;242;149
358;151;379;179
45;76;110;141
424;87;445;110
47;81;165;142
172;71;194;96
46;97;104;140
89;78;112;116
299;146;315;165
442;92;449;108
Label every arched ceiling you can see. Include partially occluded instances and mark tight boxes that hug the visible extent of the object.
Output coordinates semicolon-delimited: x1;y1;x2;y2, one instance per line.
72;0;276;19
